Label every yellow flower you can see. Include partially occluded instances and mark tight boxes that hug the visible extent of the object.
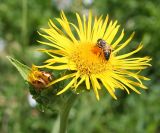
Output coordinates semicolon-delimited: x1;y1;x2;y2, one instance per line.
37;11;151;100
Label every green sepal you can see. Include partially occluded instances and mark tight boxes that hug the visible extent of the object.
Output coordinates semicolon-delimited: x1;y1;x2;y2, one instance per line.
7;56;31;80
28;82;77;112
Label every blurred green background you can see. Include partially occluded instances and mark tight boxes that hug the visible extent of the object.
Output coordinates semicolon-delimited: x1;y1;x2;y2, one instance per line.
0;0;160;133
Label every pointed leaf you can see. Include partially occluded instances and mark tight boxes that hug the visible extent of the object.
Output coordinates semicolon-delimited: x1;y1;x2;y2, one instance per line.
7;56;31;80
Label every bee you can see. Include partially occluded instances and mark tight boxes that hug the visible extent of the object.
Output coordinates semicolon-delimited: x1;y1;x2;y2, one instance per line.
31;71;52;90
96;38;112;61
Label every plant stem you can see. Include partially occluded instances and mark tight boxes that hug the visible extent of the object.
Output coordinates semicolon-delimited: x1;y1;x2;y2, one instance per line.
22;0;28;51
59;93;77;133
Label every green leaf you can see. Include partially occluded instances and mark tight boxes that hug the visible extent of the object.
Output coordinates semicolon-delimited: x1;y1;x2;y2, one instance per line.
7;56;31;80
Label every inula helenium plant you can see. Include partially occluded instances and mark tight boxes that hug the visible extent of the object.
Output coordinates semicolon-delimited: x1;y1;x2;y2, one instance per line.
8;11;151;133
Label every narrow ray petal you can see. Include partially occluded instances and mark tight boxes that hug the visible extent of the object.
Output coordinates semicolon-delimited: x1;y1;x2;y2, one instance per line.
76;13;85;41
47;73;77;86
107;25;120;44
45;65;71;70
90;75;100;100
91;16;103;42
113;32;135;53
83;14;87;41
92;75;101;90
38;49;67;56
103;20;118;41
112;73;141;94
112;29;124;48
85;75;90;90
101;79;117;100
115;44;143;59
75;75;85;89
87;11;92;41
48;19;63;34
98;15;109;38
57;77;77;95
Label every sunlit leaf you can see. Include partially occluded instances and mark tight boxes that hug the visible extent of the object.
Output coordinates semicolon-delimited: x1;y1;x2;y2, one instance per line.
7;56;31;80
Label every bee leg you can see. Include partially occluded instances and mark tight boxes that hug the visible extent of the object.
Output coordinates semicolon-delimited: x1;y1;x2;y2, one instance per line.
98;50;103;58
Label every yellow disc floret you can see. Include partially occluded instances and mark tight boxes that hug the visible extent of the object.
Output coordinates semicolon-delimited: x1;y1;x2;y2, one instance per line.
69;43;113;75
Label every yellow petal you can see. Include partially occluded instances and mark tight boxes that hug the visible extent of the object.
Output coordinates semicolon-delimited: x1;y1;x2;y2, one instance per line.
112;29;124;48
76;13;85;41
38;49;67;56
113;32;135;53
101;79;117;100
90;75;100;100
92;75;101;90
107;25;120;44
115;44;143;59
44;57;68;64
48;19;63;34
59;11;78;43
91;16;103;42
57;77;77;95
87;11;92;41
112;73;141;94
75;75;85;89
98;15;109;39
85;75;90;90
103;20;118;40
47;73;77;86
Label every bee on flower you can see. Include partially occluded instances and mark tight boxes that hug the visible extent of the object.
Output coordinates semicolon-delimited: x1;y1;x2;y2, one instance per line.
96;38;113;61
36;11;151;100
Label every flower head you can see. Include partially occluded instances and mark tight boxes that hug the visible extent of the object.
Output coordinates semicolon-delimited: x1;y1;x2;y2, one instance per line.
37;11;151;100
28;65;52;90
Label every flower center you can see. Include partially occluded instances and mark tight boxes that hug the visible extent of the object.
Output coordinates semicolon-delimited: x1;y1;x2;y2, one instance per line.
70;43;113;75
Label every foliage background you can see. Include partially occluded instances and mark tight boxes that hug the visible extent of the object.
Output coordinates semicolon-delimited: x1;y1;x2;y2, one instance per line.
0;0;160;133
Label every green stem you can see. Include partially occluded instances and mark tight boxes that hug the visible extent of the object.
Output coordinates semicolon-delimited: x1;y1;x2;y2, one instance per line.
22;0;28;51
59;93;77;133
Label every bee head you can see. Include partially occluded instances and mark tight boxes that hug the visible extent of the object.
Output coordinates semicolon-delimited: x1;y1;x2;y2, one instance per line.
97;38;106;48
